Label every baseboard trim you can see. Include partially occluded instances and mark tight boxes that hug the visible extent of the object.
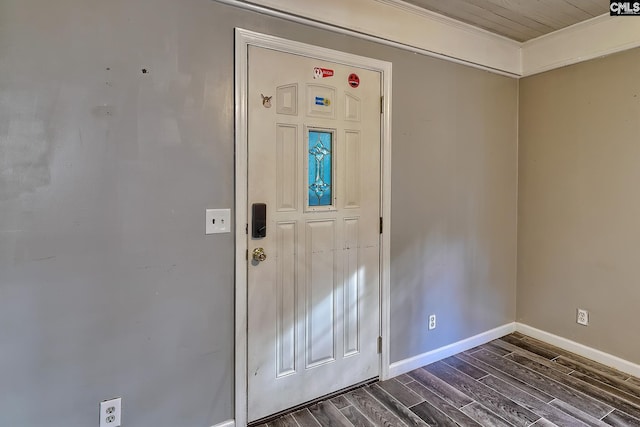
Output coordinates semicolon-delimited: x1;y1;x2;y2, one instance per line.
516;323;640;378
211;420;235;427
388;322;516;378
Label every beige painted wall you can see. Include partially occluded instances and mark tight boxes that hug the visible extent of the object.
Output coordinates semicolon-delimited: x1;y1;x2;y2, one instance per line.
518;47;640;364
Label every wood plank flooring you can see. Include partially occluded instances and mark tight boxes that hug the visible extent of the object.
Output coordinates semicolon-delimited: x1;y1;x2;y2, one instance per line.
253;333;640;426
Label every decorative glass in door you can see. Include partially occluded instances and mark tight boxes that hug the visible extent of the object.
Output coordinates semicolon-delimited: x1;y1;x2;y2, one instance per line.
308;129;333;207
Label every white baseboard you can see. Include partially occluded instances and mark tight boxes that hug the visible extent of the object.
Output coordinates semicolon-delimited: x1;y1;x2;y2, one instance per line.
211;420;235;427
516;323;640;379
388;322;516;378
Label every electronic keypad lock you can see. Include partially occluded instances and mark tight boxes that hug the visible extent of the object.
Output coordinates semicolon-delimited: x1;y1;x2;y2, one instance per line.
252;203;267;238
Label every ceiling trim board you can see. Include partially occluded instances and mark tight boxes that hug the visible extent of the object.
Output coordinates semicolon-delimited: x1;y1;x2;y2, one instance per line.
522;14;640;76
228;0;521;75
221;1;640;78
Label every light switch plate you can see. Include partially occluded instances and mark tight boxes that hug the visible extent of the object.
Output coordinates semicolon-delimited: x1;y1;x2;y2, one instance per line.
206;209;231;234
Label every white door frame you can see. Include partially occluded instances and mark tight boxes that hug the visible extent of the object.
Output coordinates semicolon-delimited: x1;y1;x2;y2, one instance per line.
234;28;392;427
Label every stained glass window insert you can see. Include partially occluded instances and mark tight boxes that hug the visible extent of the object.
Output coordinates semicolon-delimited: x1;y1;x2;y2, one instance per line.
308;130;333;207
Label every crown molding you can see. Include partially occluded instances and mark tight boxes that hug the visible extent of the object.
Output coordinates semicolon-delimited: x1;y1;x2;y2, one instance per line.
522;13;640;76
235;0;521;75
223;2;640;78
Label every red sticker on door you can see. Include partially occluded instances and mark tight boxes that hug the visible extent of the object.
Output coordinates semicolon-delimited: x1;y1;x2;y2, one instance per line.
348;73;360;88
313;67;334;79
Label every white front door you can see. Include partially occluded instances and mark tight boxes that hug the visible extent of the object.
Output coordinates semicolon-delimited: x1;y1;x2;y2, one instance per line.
247;46;382;422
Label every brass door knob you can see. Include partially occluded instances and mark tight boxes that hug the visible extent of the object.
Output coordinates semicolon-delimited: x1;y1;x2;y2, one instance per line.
252;247;267;262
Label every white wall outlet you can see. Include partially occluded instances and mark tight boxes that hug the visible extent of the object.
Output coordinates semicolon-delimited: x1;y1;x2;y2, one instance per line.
206;208;231;234
577;308;589;326
99;397;121;427
428;314;436;330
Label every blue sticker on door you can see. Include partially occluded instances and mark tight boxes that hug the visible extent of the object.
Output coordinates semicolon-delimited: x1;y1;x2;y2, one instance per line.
315;96;331;106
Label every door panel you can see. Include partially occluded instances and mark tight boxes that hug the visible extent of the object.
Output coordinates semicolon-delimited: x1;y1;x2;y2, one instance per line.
305;219;337;368
247;46;381;421
275;125;298;212
275;221;296;378
343;216;361;357
344;131;362;208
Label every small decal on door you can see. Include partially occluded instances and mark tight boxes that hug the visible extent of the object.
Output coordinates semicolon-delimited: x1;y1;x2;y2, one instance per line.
261;94;272;108
315;96;331;106
313;67;334;79
348;73;360;88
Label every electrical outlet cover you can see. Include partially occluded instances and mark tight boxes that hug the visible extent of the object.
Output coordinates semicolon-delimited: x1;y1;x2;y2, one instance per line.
428;314;436;330
99;397;121;427
577;309;589;326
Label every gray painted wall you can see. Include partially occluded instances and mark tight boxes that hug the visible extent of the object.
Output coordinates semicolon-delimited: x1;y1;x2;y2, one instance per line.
389;50;518;361
0;0;518;425
518;47;640;365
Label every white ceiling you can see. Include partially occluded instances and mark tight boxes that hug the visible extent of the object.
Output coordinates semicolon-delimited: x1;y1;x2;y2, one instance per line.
399;0;609;42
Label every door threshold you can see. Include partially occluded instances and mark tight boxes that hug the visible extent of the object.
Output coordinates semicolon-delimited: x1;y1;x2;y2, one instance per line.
248;377;378;426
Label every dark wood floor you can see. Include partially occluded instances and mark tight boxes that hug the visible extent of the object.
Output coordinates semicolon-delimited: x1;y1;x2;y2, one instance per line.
255;332;640;426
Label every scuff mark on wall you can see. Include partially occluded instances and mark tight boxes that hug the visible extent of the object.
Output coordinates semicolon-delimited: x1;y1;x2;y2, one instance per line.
0;91;53;201
91;105;114;118
32;255;56;262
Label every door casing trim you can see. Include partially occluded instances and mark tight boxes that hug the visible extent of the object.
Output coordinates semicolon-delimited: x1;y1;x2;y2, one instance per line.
234;28;392;427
